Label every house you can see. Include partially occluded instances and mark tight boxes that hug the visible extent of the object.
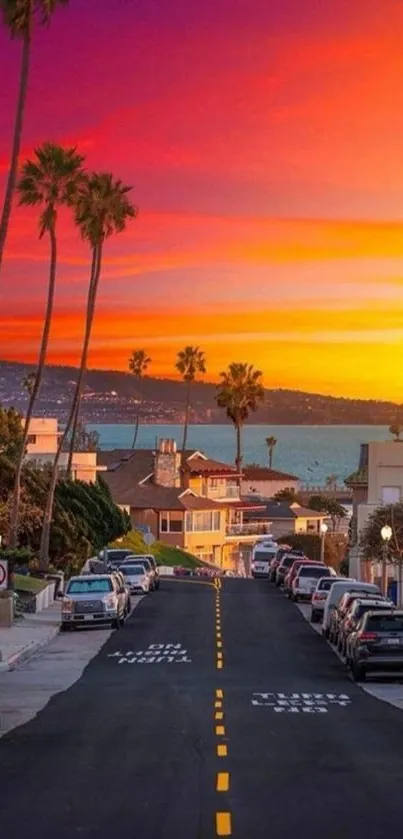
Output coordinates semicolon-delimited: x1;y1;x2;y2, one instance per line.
241;465;300;499
23;417;106;483
99;439;270;571
346;439;403;579
243;498;327;540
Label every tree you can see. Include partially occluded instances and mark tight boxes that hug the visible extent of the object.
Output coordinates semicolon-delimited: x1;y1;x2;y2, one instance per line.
308;494;346;532
266;436;277;469
40;172;137;567
0;406;23;461
22;371;35;395
175;346;206;452
8;143;85;548
0;0;69;276
62;421;100;453
389;423;403;441
277;532;347;570
216;363;264;472
325;474;338;490
273;487;300;503
128;349;151;449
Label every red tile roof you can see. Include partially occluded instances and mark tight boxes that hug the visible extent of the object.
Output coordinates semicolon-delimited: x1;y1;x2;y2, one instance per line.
242;466;299;481
185;456;240;475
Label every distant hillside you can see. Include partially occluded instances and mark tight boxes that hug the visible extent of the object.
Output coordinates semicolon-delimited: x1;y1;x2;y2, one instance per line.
0;359;399;425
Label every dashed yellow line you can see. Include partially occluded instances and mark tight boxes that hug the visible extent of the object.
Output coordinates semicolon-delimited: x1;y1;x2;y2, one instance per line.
216;725;225;736
217;743;227;757
215;711;224;720
216;812;232;836
215;700;222;708
216;772;230;792
216;689;223;698
217;659;223;670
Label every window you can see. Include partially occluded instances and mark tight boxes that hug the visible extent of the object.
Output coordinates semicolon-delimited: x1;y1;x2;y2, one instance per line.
160;512;183;533
67;579;112;594
381;486;401;504
185;511;221;531
27;434;37;445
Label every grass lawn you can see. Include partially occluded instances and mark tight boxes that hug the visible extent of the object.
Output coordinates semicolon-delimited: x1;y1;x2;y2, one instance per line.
110;531;204;569
14;574;50;594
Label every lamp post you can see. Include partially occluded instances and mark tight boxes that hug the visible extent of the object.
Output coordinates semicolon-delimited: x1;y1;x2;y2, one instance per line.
381;524;392;596
320;522;328;564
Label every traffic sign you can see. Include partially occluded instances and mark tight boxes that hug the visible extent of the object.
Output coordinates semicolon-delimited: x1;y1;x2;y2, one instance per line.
0;559;8;590
144;531;156;546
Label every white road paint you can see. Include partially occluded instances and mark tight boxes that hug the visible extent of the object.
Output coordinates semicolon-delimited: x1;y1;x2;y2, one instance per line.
108;642;192;664
252;691;351;713
296;601;403;712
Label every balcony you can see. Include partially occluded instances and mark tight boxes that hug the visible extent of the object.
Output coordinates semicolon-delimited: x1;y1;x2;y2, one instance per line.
207;485;240;500
225;522;272;540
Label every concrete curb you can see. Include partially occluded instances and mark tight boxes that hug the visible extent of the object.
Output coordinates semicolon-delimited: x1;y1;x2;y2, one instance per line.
0;624;60;672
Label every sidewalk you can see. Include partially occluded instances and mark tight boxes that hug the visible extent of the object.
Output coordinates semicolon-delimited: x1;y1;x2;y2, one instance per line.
0;603;61;672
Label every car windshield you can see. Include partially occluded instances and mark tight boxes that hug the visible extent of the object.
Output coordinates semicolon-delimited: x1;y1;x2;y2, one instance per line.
356;603;390;619
366;615;403;632
120;566;144;576
126;559;151;569
108;551;132;562
67;579;113;594
254;552;275;561
299;566;329;578
282;556;297;567
318;578;336;590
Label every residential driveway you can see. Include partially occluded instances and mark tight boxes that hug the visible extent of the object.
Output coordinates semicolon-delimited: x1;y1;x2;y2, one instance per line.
1;579;403;838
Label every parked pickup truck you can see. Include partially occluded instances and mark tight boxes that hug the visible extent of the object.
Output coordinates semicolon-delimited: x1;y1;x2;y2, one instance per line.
59;574;127;630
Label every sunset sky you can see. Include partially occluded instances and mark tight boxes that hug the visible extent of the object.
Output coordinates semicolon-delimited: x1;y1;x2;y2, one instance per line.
2;0;403;400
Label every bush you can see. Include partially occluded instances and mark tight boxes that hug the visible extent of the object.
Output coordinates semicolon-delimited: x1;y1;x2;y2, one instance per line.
277;532;347;570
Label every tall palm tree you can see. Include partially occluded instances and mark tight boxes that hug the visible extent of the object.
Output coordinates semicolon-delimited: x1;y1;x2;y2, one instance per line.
0;0;69;276
8;142;85;548
266;436;277;469
175;346;206;452
128;349;151;449
39;172;137;567
216;363;264;472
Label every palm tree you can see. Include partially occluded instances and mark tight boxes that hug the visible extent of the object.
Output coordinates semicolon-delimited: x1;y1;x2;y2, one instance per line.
0;0;69;276
128;349;151;449
216;363;264;472
39;172;137;567
8;142;85;548
22;371;36;396
266;436;277;469
175;346;206;452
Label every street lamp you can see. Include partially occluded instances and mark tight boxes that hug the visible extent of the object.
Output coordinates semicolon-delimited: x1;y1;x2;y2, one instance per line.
320;522;328;563
381;525;392;595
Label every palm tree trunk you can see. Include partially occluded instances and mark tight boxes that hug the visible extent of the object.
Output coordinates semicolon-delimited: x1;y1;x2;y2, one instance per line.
181;379;191;452
66;247;98;477
8;222;57;548
0;11;32;275
131;377;143;449
269;448;273;469
40;244;102;568
235;422;242;473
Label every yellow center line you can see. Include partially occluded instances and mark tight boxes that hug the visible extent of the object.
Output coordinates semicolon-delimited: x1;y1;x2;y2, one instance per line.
216;812;232;836
217;743;227;757
216;631;222;638
215;725;225;735
217;641;222;648
217;660;223;669
215;700;222;708
216;690;224;699
216;772;230;792
215;711;224;720
217;652;223;660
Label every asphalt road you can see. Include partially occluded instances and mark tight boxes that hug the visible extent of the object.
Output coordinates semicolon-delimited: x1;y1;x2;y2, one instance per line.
1;578;403;838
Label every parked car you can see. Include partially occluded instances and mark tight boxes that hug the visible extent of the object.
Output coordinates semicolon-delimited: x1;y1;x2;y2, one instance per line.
59;574;127;630
328;589;385;644
275;551;307;587
112;570;131;616
118;563;150;594
284;560;324;598
322;580;380;638
310;576;346;623
128;554;160;589
291;564;335;602
119;556;157;590
100;548;137;569
251;543;278;578
340;597;393;657
347;609;403;681
268;546;293;582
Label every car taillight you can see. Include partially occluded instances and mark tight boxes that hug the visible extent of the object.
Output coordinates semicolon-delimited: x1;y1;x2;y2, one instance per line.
313;592;326;601
359;632;378;641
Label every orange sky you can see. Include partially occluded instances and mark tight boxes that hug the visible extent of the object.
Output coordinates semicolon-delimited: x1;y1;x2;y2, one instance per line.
1;0;403;400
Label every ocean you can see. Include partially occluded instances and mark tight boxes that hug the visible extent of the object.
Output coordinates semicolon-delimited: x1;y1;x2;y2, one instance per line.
87;423;391;485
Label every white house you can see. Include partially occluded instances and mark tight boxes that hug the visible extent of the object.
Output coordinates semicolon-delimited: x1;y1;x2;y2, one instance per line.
23;417;105;483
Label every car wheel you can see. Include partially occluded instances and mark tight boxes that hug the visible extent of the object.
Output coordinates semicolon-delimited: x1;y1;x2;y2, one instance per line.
351;662;366;682
311;611;319;623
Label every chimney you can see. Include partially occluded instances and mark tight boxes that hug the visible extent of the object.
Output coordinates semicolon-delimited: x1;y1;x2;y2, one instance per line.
154;438;181;487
